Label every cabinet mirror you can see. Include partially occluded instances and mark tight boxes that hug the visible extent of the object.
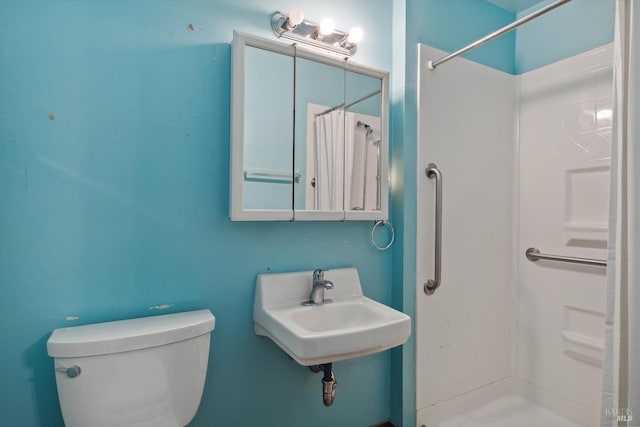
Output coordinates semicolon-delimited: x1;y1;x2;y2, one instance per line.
230;32;388;221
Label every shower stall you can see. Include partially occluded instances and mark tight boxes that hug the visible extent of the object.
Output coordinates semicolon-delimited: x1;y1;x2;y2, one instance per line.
414;1;622;426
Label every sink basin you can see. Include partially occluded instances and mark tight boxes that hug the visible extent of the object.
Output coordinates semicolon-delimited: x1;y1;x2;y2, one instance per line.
254;268;411;366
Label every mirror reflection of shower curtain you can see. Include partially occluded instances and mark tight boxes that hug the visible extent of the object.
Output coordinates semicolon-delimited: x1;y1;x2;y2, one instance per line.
314;110;345;210
601;1;639;425
314;111;378;211
348;126;379;211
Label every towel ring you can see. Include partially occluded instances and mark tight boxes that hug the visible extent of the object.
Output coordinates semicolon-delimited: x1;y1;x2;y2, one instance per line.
370;220;395;251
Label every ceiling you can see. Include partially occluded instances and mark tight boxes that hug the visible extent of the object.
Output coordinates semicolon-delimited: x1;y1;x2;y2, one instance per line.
484;0;545;14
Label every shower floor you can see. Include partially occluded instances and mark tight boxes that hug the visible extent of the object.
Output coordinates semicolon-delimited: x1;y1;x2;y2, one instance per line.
436;394;582;427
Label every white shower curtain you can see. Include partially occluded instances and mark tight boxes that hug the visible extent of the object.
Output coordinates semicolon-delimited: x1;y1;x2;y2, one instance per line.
314;110;345;210
343;113;357;211
601;1;639;425
314;111;379;211
362;132;380;210
348;125;368;210
346;127;379;211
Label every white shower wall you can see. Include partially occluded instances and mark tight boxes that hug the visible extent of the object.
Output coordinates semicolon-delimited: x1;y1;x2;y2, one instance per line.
416;44;612;426
416;45;516;413
517;44;612;415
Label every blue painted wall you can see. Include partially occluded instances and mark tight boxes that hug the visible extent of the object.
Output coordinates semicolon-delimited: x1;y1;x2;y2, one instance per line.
515;0;615;73
0;1;395;426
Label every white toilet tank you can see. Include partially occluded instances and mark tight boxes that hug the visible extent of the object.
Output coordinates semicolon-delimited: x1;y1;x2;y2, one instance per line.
47;309;215;427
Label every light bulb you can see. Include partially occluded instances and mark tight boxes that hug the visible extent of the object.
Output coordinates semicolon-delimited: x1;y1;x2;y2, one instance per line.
347;27;364;44
287;9;304;27
319;18;335;36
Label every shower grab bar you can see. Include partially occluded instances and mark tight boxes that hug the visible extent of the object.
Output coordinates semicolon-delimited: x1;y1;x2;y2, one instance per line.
525;248;607;267
424;163;442;295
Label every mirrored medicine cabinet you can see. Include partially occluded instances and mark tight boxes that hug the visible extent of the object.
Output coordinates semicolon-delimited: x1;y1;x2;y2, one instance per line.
230;31;389;221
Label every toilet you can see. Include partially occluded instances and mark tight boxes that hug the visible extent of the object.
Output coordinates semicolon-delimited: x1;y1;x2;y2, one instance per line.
47;309;215;427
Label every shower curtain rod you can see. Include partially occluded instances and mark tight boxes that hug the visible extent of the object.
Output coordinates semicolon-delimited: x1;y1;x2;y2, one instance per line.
428;0;572;70
315;89;382;117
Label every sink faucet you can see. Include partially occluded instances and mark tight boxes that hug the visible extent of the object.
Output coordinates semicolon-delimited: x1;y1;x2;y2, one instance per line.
302;269;334;305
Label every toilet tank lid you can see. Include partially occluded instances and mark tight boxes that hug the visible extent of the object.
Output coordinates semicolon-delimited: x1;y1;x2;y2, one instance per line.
47;309;215;358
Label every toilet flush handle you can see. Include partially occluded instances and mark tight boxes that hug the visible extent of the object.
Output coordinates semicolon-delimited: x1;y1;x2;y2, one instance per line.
56;365;81;378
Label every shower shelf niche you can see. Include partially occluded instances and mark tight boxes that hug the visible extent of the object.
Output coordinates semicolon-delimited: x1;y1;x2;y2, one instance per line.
563;162;610;242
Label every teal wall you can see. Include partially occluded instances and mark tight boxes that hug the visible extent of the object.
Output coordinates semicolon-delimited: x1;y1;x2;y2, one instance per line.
515;0;615;73
0;1;395;426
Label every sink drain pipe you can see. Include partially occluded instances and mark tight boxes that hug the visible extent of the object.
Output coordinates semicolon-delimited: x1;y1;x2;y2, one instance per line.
321;363;336;406
308;363;337;406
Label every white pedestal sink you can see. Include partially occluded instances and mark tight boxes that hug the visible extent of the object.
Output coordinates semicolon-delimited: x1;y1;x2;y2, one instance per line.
253;268;411;366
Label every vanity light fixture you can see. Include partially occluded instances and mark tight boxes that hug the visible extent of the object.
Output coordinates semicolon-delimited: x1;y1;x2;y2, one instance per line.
284;8;304;30
271;10;363;56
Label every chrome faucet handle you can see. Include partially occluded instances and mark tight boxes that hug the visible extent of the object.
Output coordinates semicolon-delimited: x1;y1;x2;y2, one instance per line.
312;269;333;289
313;269;324;283
302;269;333;306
